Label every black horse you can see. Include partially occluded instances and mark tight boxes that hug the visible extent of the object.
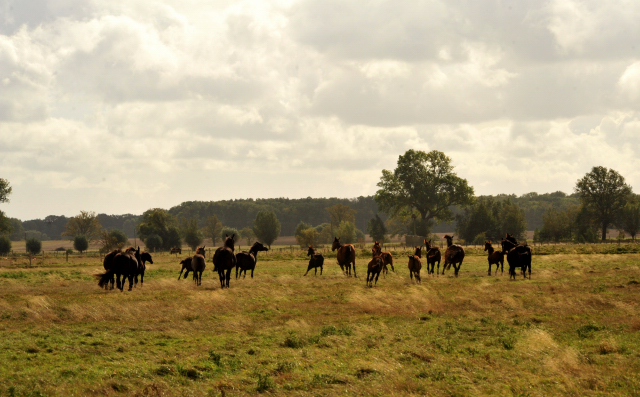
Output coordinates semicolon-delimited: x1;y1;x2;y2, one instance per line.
213;234;237;288
236;242;269;279
304;246;324;276
97;247;142;291
501;235;532;279
134;251;153;288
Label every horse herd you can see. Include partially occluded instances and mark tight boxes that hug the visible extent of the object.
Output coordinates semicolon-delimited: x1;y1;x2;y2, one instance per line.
95;233;532;292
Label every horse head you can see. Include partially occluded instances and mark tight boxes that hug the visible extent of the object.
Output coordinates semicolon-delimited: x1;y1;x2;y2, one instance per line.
443;235;454;247
307;245;315;256
331;237;341;252
251;241;268;253
484;241;491;251
414;246;422;258
224;234;235;250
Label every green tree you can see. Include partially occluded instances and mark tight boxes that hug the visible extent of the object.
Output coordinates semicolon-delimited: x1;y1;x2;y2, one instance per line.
316;224;333;244
497;199;527;240
294;221;312;239
616;198;640;241
295;227;319;247
145;234;163;251
0;236;11;255
73;235;89;253
202;215;223;246
334;221;357;244
137;208;181;250
181;218;203;250
539;207;570;242
456;197;497;242
26;238;41;255
220;227;240;245
375;150;474;236
367;215;386;242
99;229;129;251
8;218;24;241
240;227;255;246
0;178;11;203
253;210;281;248
326;204;356;232
573;205;599;243
62;211;102;242
575;166;633;241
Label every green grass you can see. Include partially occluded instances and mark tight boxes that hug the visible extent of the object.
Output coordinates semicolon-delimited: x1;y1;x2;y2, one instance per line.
0;252;640;396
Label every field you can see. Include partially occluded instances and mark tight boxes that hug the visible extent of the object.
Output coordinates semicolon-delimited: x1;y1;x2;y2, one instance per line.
1;248;640;396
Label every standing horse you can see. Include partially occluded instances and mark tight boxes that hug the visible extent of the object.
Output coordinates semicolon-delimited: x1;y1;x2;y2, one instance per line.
102;249;121;290
372;241;394;274
97;247;141;291
366;252;384;287
177;257;193;280
192;246;206;286
484;241;504;276
407;246;422;283
134;251;153;288
304;246;324;276
423;239;441;275
236;242;269;279
213;235;237;288
442;235;464;277
500;235;532;279
331;237;357;277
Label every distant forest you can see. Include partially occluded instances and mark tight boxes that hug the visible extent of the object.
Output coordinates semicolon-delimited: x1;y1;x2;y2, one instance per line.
7;192;580;241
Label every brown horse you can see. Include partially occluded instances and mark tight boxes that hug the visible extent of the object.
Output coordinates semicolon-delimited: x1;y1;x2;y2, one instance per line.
192;246;206;286
101;249;122;290
484;241;504;276
366;252;384;287
501;234;532;279
423;239;441;275
372;241;394;274
236;241;269;279
331;237;357;277
442;235;464;277
177;257;193;280
134;251;153;288
304;246;324;276
213;235;237;288
170;247;182;255
407;246;422;283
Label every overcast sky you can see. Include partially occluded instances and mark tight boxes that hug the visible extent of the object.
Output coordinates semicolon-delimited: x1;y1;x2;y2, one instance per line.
1;0;639;220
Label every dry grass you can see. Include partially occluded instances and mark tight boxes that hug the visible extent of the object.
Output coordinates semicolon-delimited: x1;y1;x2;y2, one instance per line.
0;252;640;396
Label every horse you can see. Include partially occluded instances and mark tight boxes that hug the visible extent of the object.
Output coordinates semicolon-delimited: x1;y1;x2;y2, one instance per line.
500;235;532;279
372;241;394;274
442;235;464;277
177;257;193;280
96;247;141;291
170;247;182;255
192;246;206;286
484;241;504;276
236;242;269;279
304;246;324;276
407;246;422;283
101;249;121;290
423;239;441;275
331;237;357;277
366;252;384;287
213;234;237;288
134;251;154;288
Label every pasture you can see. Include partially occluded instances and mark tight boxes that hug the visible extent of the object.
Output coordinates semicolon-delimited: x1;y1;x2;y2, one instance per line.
1;249;639;396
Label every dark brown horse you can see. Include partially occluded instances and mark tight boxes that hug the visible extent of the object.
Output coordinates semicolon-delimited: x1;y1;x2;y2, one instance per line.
101;249;121;290
331;237;357;277
213;235;237;288
407;246;422;283
366;252;384;287
442;235;464;277
236;241;269;279
170;247;182;255
177;257;193;280
501;234;532;279
134;251;153;288
96;247;141;291
372;241;394;274
423;239;441;275
192;246;206;286
304;246;324;276
484;241;504;276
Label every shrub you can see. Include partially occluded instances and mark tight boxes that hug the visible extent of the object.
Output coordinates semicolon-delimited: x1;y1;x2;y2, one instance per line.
73;235;89;253
0;236;11;255
145;234;163;251
220;227;239;244
26;238;41;255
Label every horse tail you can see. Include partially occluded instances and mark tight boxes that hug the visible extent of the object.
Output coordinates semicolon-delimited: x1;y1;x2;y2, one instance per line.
95;270;113;288
388;254;393;266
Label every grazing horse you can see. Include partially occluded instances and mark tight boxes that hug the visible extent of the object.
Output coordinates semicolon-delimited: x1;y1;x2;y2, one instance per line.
304;246;324;276
102;249;121;290
97;247;141;291
366;252;384;287
213;235;237;288
442;235;465;277
484;241;504;276
177;257;193;280
331;237;357;277
236;242;269;279
192;246;206;286
423;239;441;275
134;251;153;288
372;241;394;274
407;246;422;283
500;235;532;279
170;247;182;255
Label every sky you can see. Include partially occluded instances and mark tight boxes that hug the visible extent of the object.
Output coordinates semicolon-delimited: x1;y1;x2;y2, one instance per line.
1;0;640;220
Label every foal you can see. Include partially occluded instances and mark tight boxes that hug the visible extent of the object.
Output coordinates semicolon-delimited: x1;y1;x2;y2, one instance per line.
423;239;441;275
331;237;357;277
407;246;422;283
304;246;324;276
192;246;206;286
372;241;394;274
366;250;384;287
484;241;504;276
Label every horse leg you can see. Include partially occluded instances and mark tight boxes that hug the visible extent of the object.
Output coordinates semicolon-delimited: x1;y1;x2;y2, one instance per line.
250;268;254;278
236;266;239;279
375;271;380;286
178;269;183;280
218;270;224;288
225;268;232;288
128;274;134;291
352;261;357;278
416;270;421;284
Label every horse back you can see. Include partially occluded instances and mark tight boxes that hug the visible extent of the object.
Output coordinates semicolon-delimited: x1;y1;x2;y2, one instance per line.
236;252;256;270
192;254;206;272
338;244;355;263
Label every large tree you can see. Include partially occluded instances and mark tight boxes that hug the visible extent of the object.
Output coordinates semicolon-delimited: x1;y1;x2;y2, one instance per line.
253;210;281;248
202;215;223;246
181;217;203;250
367;214;386;242
62;211;102;242
137;208;182;250
376;150;474;236
326;203;356;232
575;166;632;241
616;197;640;241
0;178;12;235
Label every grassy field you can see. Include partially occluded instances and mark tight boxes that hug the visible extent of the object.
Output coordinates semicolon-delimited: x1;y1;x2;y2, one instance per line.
1;250;639;396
